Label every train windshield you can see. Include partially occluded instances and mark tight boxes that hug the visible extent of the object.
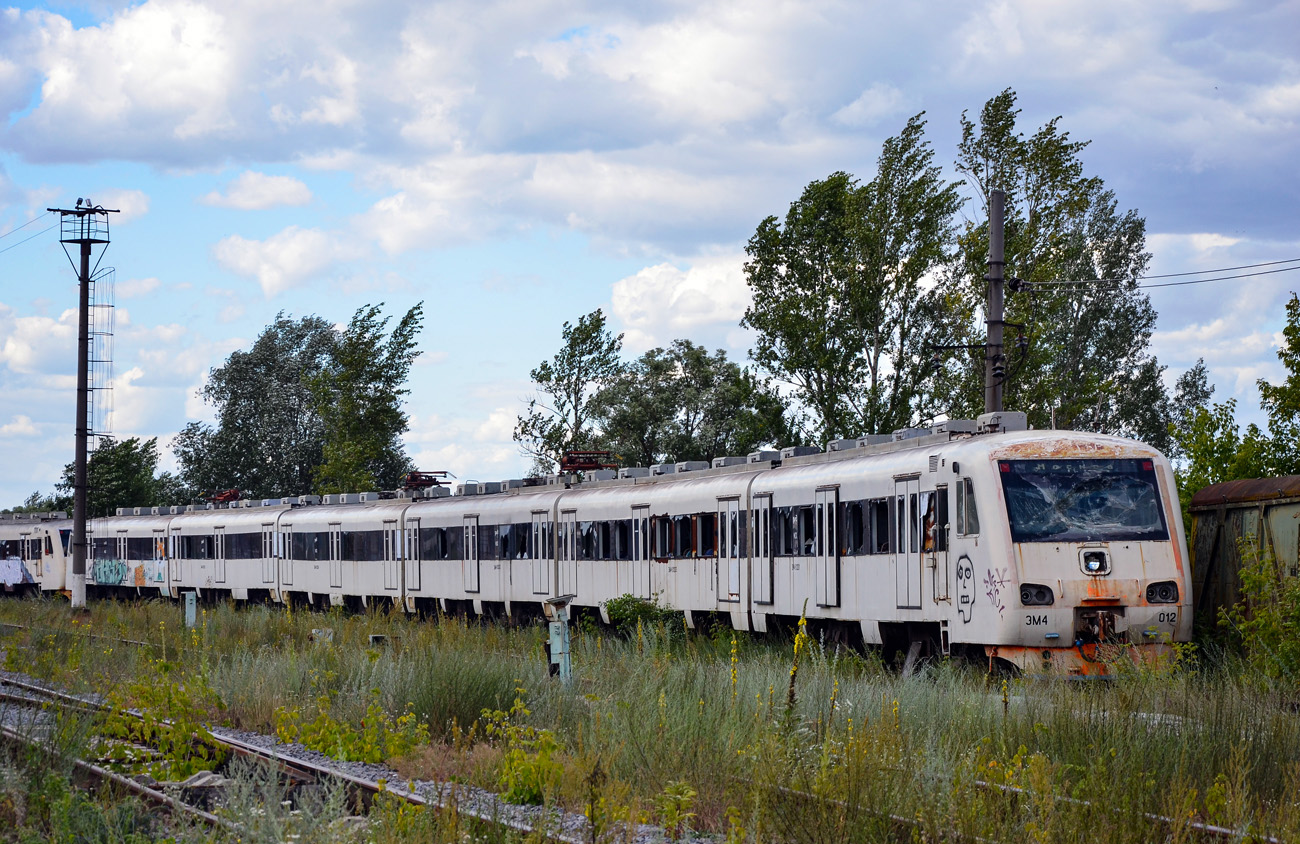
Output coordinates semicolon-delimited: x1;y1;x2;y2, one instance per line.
998;458;1169;543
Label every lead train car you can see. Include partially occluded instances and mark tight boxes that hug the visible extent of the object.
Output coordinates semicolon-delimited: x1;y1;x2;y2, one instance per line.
36;424;1193;675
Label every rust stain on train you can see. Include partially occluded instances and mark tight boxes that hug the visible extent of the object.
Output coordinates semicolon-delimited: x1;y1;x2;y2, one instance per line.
989;437;1151;460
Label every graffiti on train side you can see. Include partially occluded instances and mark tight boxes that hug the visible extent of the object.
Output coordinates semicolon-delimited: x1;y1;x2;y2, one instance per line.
984;566;1011;618
956;555;975;623
91;558;129;585
0;557;35;587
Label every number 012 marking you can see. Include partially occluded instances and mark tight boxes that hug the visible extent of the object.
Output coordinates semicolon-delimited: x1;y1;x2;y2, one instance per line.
1158;611;1177;624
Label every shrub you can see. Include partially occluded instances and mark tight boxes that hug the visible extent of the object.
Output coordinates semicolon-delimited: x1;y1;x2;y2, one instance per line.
603;593;680;633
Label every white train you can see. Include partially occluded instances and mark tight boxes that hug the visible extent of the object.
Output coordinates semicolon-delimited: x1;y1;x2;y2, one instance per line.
1;413;1192;675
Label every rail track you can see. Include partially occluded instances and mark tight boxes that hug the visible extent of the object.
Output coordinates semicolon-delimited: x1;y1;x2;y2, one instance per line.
0;671;596;842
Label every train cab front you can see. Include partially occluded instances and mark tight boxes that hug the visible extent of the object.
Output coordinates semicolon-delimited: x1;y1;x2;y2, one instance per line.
987;452;1192;676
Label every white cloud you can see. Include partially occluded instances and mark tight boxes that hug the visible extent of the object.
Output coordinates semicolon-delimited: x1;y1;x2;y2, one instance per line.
832;83;906;127
116;277;160;298
0;415;38;437
95;188;150;222
9;1;237;160
200;171;313;210
610;255;752;352
212;225;363;296
0;304;77;375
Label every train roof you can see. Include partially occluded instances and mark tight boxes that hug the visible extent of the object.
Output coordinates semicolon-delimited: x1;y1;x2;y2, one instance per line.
1189;476;1300;510
100;417;1172;516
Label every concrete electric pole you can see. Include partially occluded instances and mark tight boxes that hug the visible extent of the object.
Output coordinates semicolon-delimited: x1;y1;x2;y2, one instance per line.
985;189;1006;415
46;200;118;610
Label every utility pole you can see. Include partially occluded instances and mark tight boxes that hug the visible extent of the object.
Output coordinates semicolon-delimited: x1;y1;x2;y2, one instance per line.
47;200;118;610
984;189;1005;414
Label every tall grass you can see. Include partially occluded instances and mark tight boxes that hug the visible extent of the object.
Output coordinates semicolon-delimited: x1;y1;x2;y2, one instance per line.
1;595;1298;841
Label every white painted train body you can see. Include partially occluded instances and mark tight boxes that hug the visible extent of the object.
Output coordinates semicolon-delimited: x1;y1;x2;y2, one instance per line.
0;514;69;592
19;418;1192;675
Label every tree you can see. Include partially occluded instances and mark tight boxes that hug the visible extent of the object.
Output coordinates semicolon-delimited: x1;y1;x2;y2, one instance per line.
58;437;180;517
310;303;424;494
593;340;799;467
2;490;70;515
742;113;963;445
591;346;678;468
173;313;336;498
514;309;624;474
946;89;1170;448
1250;293;1300;476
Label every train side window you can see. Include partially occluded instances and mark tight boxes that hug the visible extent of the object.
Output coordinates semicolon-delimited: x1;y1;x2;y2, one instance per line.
957;477;980;535
935;486;949;551
908;493;919;554
45;536;54;556
673;515;692;558
843;501;864;555
697;513;716;556
919;491;935;553
419;527;440;560
599;522;612;559
798;506;815;556
654;517;671;558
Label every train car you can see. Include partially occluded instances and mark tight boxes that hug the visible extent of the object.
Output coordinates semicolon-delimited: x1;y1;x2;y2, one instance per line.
88;508;173;596
0;513;67;593
1188;475;1300;622
277;495;407;610
28;412;1191;675
169;500;293;602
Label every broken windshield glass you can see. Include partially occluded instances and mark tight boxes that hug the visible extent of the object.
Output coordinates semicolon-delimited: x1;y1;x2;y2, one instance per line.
998;458;1169;543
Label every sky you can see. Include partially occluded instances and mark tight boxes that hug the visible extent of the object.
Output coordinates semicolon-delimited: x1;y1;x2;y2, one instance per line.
0;0;1297;506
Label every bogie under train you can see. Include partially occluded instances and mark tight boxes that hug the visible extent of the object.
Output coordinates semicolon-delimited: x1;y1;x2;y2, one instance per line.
0;413;1191;674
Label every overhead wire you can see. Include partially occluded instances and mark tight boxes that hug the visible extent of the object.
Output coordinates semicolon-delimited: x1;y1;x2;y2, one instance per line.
0;221;59;258
1037;264;1300;290
0;212;52;242
1030;257;1300;289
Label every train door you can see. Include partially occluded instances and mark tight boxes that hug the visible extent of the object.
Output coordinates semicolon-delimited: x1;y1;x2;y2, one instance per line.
815;487;840;607
895;476;921;609
279;524;293;586
152;530;166;586
214;527;227;584
718;498;741;603
463;516;480;593
931;485;950;602
559;510;578;596
531;511;550;594
328;523;343;589
752;495;773;605
170;527;183;585
384;520;400;591
404;518;422;592
261;524;276;584
632;506;650;599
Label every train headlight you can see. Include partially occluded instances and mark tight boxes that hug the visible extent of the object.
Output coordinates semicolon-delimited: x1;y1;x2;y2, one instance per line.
1146;580;1179;604
1080;550;1110;576
1020;583;1054;606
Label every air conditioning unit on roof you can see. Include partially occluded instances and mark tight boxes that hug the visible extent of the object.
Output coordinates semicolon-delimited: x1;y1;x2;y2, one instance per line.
712;456;746;468
748;450;780;463
780;446;820;459
618;467;650;479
